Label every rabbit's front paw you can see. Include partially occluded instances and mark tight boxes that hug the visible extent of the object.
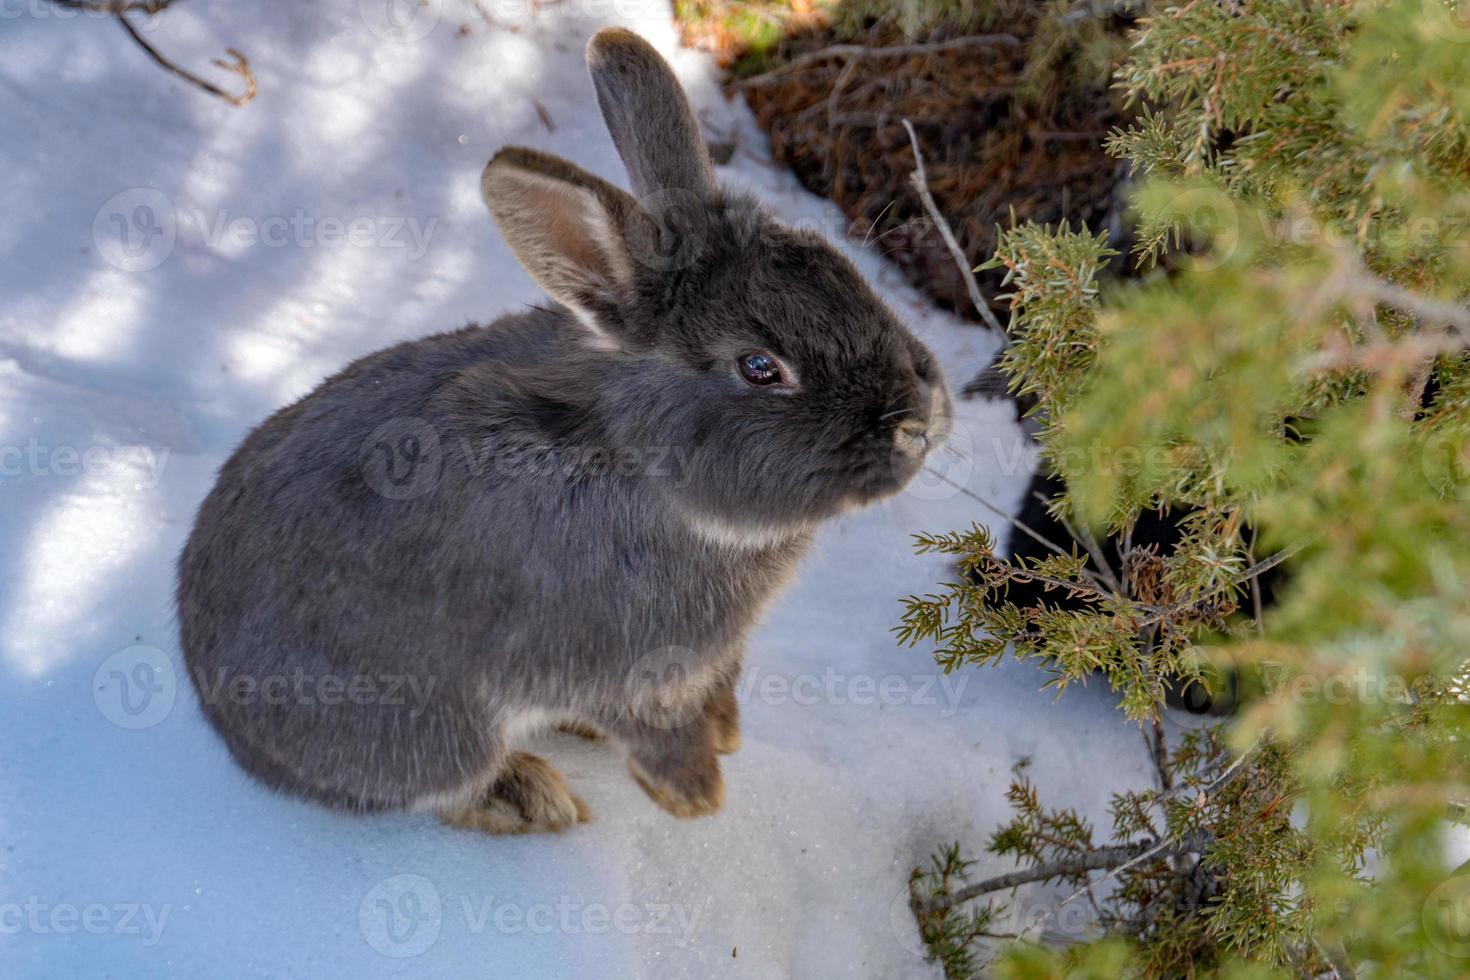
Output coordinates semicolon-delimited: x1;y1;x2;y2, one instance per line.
439;752;591;835
628;753;725;819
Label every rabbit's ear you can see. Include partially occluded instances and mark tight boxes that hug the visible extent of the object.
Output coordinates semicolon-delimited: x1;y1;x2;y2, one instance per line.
586;28;715;199
482;147;638;330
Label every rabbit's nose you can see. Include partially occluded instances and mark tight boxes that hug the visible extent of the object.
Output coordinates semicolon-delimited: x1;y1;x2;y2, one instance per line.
894;382;953;458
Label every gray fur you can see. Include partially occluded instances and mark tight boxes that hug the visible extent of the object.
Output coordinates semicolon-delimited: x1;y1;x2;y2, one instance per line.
176;28;953;819
586;27;715;197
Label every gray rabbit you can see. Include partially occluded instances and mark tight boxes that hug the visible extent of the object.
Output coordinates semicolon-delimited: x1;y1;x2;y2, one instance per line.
176;28;953;834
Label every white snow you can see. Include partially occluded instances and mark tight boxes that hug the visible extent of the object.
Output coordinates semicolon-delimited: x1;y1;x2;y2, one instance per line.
0;1;1155;976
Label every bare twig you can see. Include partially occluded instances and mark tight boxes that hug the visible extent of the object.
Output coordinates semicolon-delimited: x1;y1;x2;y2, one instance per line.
1016;736;1263;937
734;34;1022;90
1045;491;1122;593
902;119;1007;335
1164;732;1264;807
1302;255;1470;376
115;12;256;107
1246;526;1265;637
1234;539;1305;584
913;831;1214;918
1062;0;1145;23
922;466;1111;591
822;58;859;183
1149;715;1172;792
1360;274;1470;341
1314;937;1357;980
916;735;1263;920
925;464;1307;617
1402;355;1436;422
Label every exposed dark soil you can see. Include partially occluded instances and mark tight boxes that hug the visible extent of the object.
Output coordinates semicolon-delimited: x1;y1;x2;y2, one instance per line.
721;12;1138;325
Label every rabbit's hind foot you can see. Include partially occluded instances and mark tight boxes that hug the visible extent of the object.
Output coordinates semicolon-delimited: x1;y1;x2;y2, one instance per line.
627;752;725;819
704;682;741;756
438;752;591;835
555;720;604;742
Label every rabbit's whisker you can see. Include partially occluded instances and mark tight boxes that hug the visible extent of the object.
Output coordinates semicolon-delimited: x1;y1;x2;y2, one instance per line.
860;200;897;249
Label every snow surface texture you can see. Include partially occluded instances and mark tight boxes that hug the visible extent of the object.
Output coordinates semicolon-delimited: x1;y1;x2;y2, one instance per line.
0;2;1155;976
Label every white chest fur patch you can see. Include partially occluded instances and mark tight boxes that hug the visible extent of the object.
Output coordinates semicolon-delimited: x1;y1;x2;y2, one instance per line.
684;510;808;552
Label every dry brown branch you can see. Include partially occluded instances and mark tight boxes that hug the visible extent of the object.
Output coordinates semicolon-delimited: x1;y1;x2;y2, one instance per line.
923;464;1304;615
1361;274;1470;339
48;0;255;106
901;119;1006;335
731;14;1128;326
921;466;1112;591
115;12;256;107
915;736;1262;920
734;34;1023;89
1302;254;1470;376
912;830;1215;918
1011;736;1264;937
1045;491;1122;593
1402;356;1436;422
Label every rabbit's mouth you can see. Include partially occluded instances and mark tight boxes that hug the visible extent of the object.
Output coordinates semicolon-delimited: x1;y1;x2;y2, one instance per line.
875;379;955;494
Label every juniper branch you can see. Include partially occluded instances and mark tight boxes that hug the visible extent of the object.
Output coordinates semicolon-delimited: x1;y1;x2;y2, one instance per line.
916;736;1262;920
921;466;1110;590
913;830;1215;918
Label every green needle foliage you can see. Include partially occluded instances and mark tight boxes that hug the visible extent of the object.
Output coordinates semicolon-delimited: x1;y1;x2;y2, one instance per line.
899;0;1470;975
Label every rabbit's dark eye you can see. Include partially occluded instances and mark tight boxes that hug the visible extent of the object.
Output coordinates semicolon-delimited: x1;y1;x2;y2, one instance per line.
737;351;785;387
